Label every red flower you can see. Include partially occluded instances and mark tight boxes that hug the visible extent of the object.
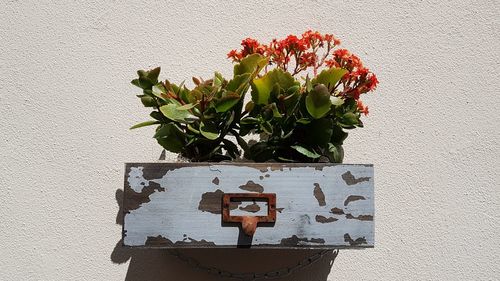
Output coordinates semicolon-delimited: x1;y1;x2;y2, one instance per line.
357;100;369;116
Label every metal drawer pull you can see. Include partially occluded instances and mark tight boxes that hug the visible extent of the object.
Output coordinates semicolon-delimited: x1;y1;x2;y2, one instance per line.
222;193;276;236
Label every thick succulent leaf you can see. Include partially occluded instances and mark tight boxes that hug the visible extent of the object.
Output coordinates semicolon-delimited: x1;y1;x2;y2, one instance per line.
130;120;160;130
176;103;197;110
341;112;360;125
331;96;344;106
312;67;348;89
200;121;219;140
154;123;185;153
291;145;321;159
226;73;251;93
140;95;156;107
147;67;161;83
233;54;267;77
214;92;241;113
251;69;297;105
213;72;224;87
152;84;166;99
305;84;332;119
328;143;344;163
160;104;197;123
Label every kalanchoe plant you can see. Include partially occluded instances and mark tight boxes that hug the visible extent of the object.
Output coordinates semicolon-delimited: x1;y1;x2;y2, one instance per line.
229;31;378;163
131;54;267;161
131;31;378;163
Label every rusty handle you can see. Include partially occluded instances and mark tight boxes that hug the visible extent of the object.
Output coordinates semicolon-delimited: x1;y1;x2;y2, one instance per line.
222;193;276;236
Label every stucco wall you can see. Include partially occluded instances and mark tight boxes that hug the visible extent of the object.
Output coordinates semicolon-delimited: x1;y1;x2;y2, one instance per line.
1;1;498;280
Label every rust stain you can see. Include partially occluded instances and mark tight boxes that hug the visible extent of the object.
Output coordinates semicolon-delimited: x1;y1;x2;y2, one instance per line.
124;181;165;213
344;195;366;206
315;215;338;223
198;189;239;214
345;214;373;221
280;235;325;246
342;171;370;186
239;202;261;213
313;183;326;206
330;207;345;215
212;177;219;185
276;208;284;213
344;233;367;246
145;235;216;246
239;180;264;193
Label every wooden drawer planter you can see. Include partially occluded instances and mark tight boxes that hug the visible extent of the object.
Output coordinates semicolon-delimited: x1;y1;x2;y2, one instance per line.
123;163;374;249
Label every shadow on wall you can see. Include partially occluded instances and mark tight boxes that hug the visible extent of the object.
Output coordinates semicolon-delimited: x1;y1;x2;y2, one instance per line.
111;189;339;281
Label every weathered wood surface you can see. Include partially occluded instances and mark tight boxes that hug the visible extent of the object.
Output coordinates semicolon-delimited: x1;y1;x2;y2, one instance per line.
123;163;374;249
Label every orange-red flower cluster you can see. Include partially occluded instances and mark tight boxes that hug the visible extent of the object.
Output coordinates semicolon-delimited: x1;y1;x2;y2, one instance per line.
228;31;378;115
227;30;341;75
326;49;378;100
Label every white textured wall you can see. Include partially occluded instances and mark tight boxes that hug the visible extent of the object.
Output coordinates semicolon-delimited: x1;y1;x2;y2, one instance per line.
1;1;499;280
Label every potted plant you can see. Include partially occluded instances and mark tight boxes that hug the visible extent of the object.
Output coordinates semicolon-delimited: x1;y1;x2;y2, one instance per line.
124;31;377;248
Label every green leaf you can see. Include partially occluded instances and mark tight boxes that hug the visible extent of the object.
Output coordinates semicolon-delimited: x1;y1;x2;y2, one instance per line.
213;72;224;87
154;123;186;153
152;84;166;99
306;84;332;119
214;92;240;113
177;103;197;110
240;117;259;124
297;118;311;124
260;121;273;134
140;96;156;107
131;79;141;88
331;96;344;106
328;143;344;163
251;69;298;105
200;121;219;140
129;120;160;130
147;67;161;83
312;67;348;90
291;145;321;159
233;54;267;77
341;112;359;125
226;73;251;93
160;104;197;123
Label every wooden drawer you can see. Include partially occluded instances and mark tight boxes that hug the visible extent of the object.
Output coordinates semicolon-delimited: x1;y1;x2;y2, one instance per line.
123;163;374;249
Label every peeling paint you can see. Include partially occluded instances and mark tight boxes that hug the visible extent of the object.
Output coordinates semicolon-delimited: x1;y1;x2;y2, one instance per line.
124;181;165;213
344;195;366;206
280;235;325;246
344;233;367;246
313;183;326;206
342;171;370;186
345;214;373;221
238;180;264;193
276;208;284;213
315;215;338;223
330;207;345;215
198;189;239;214
145;235;216;246
212;177;219;185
